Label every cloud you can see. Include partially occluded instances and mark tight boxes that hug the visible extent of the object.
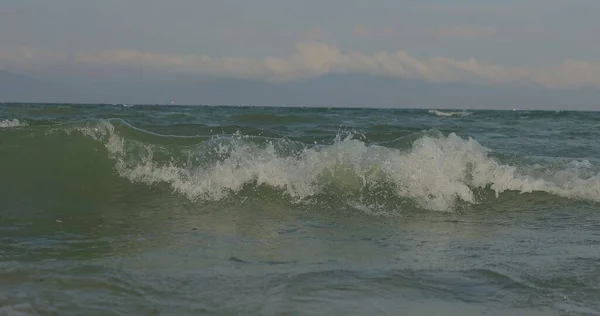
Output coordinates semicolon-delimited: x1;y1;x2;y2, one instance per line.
2;41;600;89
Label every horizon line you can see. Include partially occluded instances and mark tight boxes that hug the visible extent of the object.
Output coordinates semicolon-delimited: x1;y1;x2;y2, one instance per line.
1;102;598;112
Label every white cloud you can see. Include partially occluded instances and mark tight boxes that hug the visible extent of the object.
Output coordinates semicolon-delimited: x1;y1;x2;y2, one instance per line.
2;41;600;89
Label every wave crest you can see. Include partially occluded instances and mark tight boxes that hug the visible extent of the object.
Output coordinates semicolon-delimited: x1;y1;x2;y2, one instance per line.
428;110;472;117
66;120;600;213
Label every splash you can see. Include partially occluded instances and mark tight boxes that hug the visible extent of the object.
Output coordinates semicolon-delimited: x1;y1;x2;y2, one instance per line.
0;119;27;128
70;121;600;213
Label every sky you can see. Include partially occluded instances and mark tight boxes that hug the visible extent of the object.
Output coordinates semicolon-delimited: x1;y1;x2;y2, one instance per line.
1;0;600;89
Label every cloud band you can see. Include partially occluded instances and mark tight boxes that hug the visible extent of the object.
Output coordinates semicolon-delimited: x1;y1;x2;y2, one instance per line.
2;41;600;89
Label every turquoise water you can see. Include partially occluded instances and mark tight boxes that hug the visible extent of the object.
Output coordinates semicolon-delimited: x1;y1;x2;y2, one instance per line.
1;103;600;315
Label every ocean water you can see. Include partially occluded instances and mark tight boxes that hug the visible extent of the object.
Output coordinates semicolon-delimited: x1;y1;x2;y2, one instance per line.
1;103;600;315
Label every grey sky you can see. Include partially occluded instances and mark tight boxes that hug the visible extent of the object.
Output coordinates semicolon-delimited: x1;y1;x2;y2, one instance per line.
1;0;600;88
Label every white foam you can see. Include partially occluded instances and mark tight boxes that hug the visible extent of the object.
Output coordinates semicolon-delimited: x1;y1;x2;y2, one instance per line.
76;122;600;213
428;109;472;117
0;119;27;128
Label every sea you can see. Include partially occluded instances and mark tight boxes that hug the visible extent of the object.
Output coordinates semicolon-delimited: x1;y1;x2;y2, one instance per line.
1;103;599;315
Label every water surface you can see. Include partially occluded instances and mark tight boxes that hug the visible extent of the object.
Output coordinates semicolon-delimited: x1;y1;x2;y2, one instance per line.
1;104;599;315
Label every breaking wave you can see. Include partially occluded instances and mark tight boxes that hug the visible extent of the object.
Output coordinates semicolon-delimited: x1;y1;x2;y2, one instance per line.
2;119;599;214
428;110;472;117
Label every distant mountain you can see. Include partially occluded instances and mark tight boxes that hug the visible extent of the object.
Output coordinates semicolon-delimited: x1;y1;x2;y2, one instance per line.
1;68;598;110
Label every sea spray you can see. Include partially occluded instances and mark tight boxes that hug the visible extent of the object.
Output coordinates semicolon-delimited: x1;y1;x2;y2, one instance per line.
0;119;27;128
57;120;600;213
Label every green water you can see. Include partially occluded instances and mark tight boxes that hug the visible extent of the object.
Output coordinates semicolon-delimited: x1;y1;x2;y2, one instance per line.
1;103;600;315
